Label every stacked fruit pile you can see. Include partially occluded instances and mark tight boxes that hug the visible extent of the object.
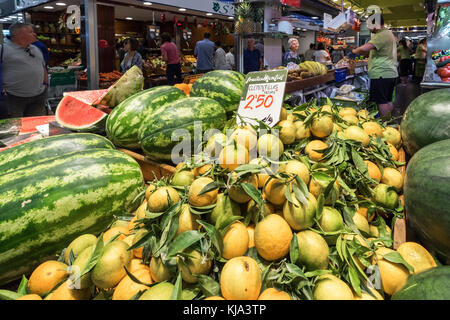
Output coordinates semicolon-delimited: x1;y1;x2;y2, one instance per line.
3;92;448;301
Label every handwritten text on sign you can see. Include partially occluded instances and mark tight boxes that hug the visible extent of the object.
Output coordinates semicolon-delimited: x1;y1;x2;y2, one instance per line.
237;69;288;128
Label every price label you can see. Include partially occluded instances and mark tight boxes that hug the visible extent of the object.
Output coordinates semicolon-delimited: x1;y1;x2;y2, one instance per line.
237;69;288;128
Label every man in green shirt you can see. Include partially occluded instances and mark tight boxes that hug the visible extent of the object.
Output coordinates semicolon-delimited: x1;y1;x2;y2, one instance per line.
352;15;398;117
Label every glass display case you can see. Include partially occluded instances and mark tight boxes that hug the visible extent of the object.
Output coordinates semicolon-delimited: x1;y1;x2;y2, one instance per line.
422;0;450;88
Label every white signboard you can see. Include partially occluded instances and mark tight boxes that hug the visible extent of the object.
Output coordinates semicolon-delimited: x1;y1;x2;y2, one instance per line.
14;0;48;11
237;69;288;128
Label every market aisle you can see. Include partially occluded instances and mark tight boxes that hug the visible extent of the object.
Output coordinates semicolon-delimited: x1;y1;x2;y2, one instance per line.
393;80;422;120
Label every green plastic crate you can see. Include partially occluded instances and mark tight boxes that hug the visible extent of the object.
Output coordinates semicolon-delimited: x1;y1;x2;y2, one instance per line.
49;70;76;87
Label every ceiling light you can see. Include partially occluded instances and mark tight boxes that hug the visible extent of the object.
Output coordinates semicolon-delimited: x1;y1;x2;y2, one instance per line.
44;6;54;9
126;17;133;20
311;16;319;19
179;8;186;11
228;16;234;19
55;2;66;6
143;2;152;5
206;13;213;16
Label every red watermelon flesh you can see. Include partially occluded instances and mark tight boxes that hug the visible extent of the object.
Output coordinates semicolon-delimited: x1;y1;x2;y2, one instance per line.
63;89;108;106
55;95;107;132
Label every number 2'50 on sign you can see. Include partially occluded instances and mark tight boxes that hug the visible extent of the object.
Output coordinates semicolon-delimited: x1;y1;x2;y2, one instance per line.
244;94;274;110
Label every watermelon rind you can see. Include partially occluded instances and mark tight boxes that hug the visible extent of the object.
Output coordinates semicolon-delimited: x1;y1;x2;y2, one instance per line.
190;70;245;114
404;139;450;262
138;97;227;162
97;65;144;108
0;148;145;285
392;266;450;300
0;133;115;176
106;86;186;149
400;88;450;155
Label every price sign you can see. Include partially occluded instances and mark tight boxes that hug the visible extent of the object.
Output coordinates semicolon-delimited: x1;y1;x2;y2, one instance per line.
237;69;288;128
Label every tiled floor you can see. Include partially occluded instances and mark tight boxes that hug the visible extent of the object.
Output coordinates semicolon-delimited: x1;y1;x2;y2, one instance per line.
393;78;424;120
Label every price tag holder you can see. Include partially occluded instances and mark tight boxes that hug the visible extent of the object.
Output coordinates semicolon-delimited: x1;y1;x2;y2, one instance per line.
237;69;288;128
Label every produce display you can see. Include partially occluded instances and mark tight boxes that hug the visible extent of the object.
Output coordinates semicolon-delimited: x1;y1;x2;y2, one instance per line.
0;68;448;301
400;89;450;155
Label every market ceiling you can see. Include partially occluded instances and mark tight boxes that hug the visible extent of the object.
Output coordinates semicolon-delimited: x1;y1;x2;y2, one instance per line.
331;0;428;27
28;0;233;22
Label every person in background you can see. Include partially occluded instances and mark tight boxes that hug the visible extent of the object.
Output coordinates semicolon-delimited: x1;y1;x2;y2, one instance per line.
1;23;48;118
160;32;182;85
120;38;143;73
32;39;49;68
397;38;412;85
254;39;264;62
414;38;427;82
352;14;398;118
226;47;235;70
194;32;215;74
213;41;227;70
304;43;315;61
282;37;300;66
332;46;345;64
244;38;262;74
314;42;331;65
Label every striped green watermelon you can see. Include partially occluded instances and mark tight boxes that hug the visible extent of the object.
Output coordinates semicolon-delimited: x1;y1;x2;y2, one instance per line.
404;139;450;262
400;89;450;155
190;70;245;114
392;266;450;300
106;86;186;149
0;148;145;285
138;97;227;162
0;133;115;176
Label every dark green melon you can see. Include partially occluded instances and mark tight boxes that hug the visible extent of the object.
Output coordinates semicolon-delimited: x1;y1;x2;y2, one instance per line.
400;88;450;155
392;266;450;300
404;139;450;262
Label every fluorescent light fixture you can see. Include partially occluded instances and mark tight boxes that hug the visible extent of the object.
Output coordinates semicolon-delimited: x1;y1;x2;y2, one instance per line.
44;6;54;9
179;8;186;11
55;2;67;6
206;13;213;16
311;16;319;19
143;2;152;5
228;16;234;19
126;17;133;20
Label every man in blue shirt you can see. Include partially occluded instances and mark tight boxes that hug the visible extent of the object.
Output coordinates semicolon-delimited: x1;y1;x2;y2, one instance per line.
194;32;215;74
244;38;262;74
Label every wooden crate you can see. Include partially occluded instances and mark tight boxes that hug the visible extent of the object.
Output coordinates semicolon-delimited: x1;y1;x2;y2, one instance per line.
285;70;335;94
118;148;176;182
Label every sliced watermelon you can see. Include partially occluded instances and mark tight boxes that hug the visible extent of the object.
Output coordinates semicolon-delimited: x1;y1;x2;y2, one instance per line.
63;89;108;106
55;95;107;133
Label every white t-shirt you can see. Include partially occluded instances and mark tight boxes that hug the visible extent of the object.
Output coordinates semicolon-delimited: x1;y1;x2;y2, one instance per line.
225;52;235;70
214;47;228;70
314;50;330;64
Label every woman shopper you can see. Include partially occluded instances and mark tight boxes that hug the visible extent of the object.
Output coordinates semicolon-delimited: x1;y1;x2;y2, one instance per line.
414;38;427;82
160;33;182;85
282;38;300;66
120;38;143;73
397;39;412;85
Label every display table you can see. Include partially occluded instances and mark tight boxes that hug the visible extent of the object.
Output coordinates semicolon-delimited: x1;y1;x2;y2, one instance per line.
285;70;335;94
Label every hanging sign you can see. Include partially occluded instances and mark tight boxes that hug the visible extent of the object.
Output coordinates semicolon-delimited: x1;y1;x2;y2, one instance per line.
14;0;47;11
66;5;81;31
237;69;288;128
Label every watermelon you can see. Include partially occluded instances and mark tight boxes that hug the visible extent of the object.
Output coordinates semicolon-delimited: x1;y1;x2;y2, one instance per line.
138;97;227;162
106;86;186;149
392;266;450;300
404;139;450;262
0;148;145;285
55;95;107;133
64;89;108;105
400;89;450;155
95;65;144;108
0;133;115;176
190;70;245;114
